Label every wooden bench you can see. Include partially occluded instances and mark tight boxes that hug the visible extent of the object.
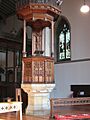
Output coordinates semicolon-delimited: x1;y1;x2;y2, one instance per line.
50;97;90;118
0;101;22;120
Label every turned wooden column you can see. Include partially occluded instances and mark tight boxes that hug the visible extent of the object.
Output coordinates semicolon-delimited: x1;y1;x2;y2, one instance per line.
51;20;55;57
22;19;27;57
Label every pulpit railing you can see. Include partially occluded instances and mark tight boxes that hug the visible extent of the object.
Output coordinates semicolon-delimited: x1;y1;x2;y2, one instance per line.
50;97;90;118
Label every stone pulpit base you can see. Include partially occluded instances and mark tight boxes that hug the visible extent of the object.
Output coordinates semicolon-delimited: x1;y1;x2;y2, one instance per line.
21;84;55;115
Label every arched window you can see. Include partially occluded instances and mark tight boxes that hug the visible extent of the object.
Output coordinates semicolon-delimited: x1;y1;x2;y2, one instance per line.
55;16;71;62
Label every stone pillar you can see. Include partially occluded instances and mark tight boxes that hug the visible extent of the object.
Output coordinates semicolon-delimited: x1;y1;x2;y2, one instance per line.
21;84;55;115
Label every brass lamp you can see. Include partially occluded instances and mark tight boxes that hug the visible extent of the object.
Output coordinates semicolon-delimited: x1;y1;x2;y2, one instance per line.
80;0;90;13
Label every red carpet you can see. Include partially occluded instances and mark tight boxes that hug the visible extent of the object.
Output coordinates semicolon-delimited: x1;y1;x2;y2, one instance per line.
55;114;90;120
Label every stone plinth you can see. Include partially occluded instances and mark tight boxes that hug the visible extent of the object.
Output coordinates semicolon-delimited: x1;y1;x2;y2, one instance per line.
21;84;55;115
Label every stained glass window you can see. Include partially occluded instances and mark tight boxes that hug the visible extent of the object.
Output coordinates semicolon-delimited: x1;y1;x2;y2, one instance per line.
56;16;71;61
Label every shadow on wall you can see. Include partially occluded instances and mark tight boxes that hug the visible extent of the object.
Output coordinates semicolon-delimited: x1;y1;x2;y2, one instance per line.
21;89;28;114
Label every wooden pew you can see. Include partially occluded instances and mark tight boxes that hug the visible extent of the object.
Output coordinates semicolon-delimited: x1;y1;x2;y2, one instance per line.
50;97;90;118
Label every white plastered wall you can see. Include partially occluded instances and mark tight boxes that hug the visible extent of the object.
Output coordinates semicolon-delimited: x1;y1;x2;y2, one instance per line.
51;0;90;98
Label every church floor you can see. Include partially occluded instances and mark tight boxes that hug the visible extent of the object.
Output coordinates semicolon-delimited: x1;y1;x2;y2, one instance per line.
0;113;49;120
0;105;90;120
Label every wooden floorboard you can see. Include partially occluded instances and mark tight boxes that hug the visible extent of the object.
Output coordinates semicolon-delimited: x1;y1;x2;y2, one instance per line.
0;113;49;120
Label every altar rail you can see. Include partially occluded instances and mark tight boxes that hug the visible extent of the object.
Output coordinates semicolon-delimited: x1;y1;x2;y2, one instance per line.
0;101;22;120
50;97;90;118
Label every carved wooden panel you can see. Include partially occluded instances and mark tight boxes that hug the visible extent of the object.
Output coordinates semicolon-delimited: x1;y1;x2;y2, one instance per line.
45;60;54;83
22;57;54;83
24;61;32;83
32;61;44;83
